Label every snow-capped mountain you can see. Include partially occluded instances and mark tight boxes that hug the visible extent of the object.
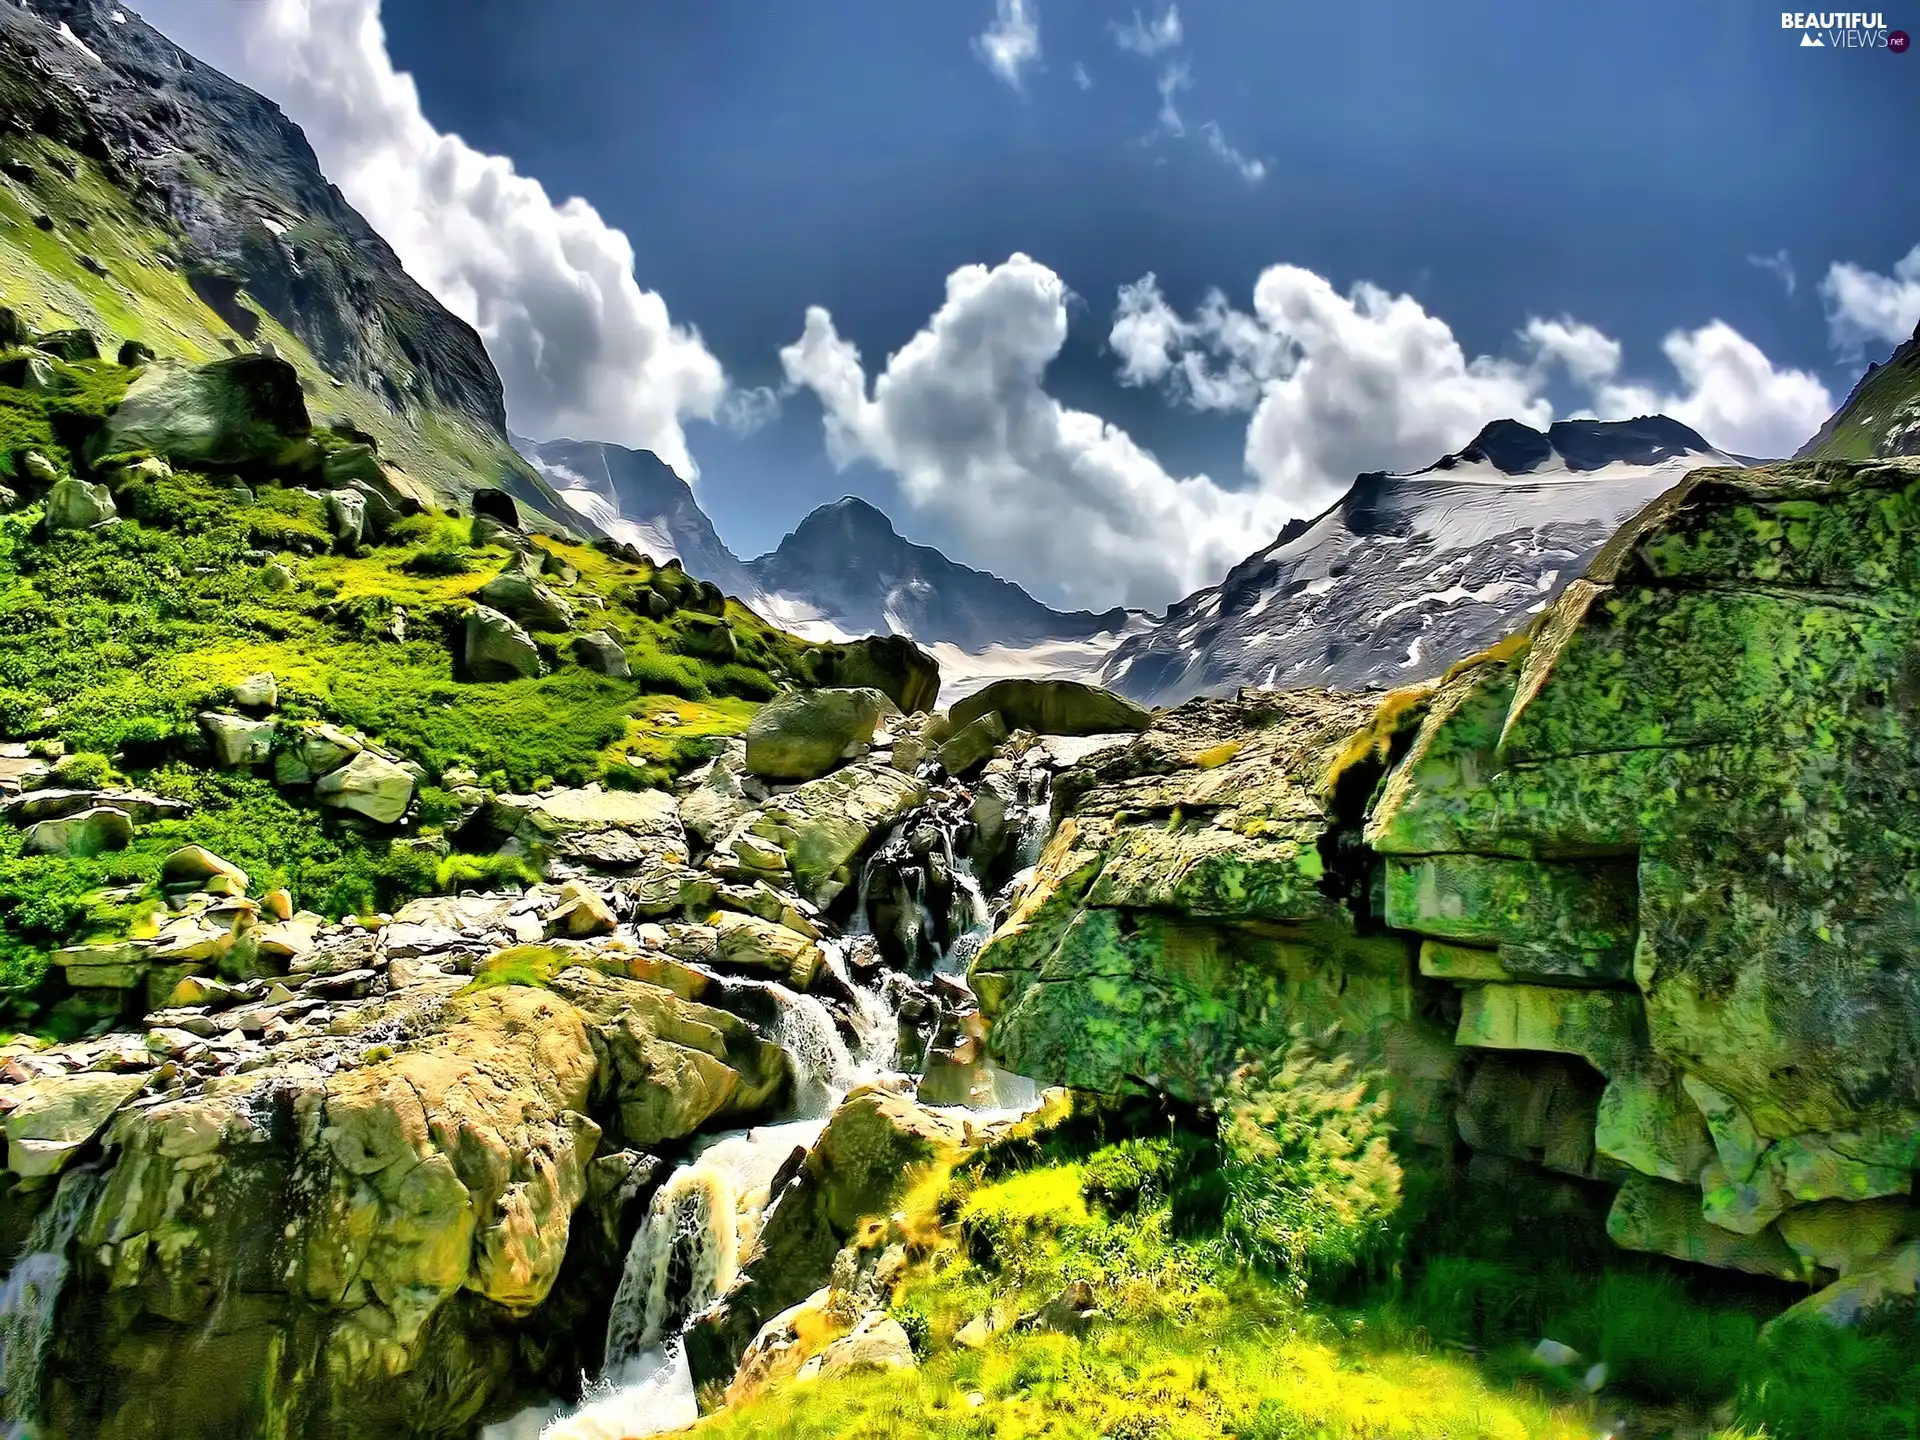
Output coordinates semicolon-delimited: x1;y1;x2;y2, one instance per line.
746;497;1131;650
512;439;1134;685
1100;416;1739;706
514;436;761;598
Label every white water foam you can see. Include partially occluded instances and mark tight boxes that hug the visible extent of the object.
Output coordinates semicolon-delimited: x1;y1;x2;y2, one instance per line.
0;1165;104;1428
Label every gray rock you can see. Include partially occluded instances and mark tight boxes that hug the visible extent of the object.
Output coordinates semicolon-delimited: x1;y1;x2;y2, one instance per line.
273;723;362;786
232;672;278;711
44;476;116;531
104;354;311;469
328;491;367;547
314;750;415;824
464;605;541;681
573;629;630;678
199;712;276;768
23;806;134;857
477;570;574;631
745;688;896;782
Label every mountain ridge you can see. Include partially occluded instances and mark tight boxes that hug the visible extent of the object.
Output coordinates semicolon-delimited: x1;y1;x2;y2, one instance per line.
1099;414;1739;706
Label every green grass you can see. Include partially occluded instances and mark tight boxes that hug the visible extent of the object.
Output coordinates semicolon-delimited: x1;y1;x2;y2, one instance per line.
462;944;567;993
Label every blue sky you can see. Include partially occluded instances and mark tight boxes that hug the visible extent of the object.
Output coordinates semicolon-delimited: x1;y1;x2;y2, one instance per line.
142;0;1920;606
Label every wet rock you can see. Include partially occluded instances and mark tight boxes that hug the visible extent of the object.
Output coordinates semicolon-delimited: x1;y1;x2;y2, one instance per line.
711;910;825;989
937;711;1008;779
746;763;928;907
5;1070;149;1177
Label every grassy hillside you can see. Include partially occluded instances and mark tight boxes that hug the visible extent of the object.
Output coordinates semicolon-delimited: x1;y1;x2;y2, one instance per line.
0;340;819;1032
1795;329;1920;460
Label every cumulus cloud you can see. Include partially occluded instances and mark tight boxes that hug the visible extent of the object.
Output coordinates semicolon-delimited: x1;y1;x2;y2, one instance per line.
1820;244;1920;352
1072;61;1093;90
780;256;1284;608
142;0;728;477
1112;5;1183;55
1557;321;1833;460
1748;249;1797;297
975;0;1041;89
1521;316;1623;388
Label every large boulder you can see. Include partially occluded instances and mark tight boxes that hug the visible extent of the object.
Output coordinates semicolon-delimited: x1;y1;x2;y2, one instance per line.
818;635;941;714
464;604;541;681
710;910;825;988
198;711;276;768
489;786;687;871
102;355;312;470
745;688;896;782
23;805;134;857
572;629;630;678
949;678;1151;737
4;1071;149;1178
314;750;416;824
477;569;575;632
274;722;362;786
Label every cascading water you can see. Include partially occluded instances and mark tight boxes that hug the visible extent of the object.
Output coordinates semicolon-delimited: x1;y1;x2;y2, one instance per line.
601;1167;742;1367
1014;767;1054;870
0;1164;105;1430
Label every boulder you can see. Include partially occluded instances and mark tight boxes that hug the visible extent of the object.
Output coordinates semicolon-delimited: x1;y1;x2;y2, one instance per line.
44;476;116;531
937;711;1008;778
232;672;279;710
679;742;759;848
0;353;60;393
199;712;276;768
314;750;416;824
102;355;311;470
2;787;190;826
161;844;249;893
464;604;541;681
117;339;155;368
328;490;367;547
573;630;630;678
477;570;575;631
6;1070;149;1178
677;614;738;660
745;688;896;782
710;910;825;988
801;1311;917;1383
544;882;617;938
23;805;133;857
949;678;1151;737
274;723;363;786
33;327;98;362
819;634;941;714
491;787;686;870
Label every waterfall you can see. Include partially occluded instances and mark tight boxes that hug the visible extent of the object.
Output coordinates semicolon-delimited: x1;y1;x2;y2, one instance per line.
821;940;899;1075
1014;767;1054;870
768;984;859;1116
601;1166;741;1369
0;1165;104;1427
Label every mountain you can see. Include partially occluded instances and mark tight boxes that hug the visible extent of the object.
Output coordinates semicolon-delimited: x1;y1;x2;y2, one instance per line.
1796;316;1920;460
746;496;1133;652
0;0;586;528
515;435;760;596
1100;415;1738;706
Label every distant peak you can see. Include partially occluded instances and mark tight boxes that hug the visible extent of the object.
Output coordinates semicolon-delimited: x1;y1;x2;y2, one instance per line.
1431;414;1716;476
791;494;902;543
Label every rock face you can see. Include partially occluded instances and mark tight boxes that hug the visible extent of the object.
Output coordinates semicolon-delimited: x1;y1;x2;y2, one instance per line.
978;456;1920;1314
745;688;896;782
13;955;789;1440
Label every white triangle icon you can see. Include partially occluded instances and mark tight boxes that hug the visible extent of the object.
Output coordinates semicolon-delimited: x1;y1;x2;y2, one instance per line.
1800;31;1825;44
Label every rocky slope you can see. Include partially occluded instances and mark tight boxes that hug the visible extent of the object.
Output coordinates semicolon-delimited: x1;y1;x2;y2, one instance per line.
1797;316;1920;460
1099;416;1736;706
978;452;1920;1323
0;0;587;529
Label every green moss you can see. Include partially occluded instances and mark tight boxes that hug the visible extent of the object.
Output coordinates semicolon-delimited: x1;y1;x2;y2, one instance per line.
462;944;567;993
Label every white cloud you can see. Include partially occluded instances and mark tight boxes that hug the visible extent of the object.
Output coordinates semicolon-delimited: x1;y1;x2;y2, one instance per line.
720;385;781;437
1154;61;1190;137
1568;321;1834;459
1521;316;1623;388
780;256;1282;608
1201;121;1266;185
1820;244;1920;352
139;0;727;477
1072;61;1093;90
975;0;1041;89
1112;5;1183;55
1747;249;1797;297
